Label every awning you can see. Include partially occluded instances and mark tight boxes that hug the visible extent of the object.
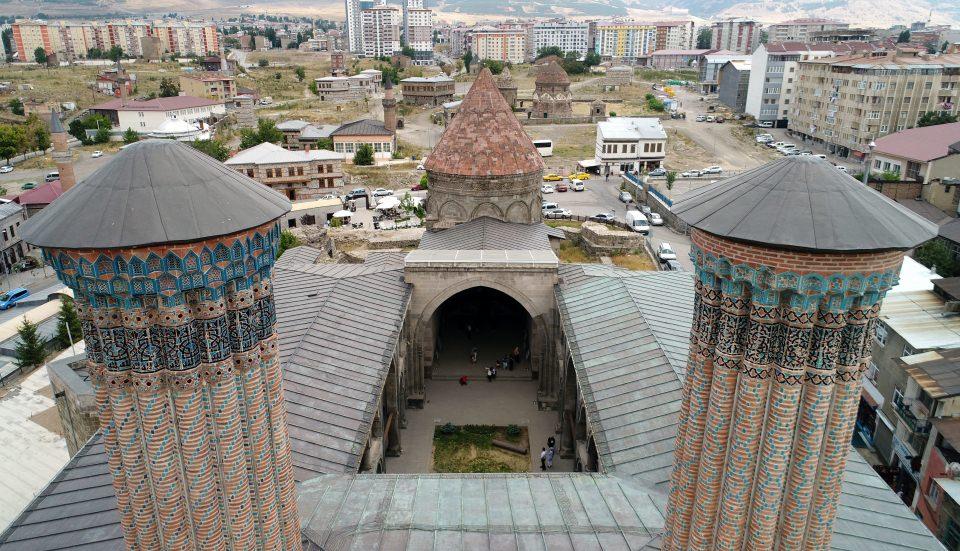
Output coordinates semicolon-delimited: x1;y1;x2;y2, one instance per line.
332;210;352;218
578;159;601;168
375;197;401;210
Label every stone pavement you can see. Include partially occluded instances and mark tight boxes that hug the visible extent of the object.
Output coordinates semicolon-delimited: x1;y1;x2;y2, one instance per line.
387;378;573;474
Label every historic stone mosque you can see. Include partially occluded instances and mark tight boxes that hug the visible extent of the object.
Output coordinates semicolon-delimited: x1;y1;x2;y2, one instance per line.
0;68;947;550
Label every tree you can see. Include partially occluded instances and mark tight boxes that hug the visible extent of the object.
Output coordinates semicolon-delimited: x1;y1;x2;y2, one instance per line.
309;80;319;95
666;171;677;190
401;45;416;58
122;127;139;144
158;77;180;97
24;115;50;151
696;28;713;49
107;45;124;61
15;317;47;370
481;59;504;74
34;47;47;64
463;50;473;72
67;114;111;144
0;124;25;164
379;64;400;85
584;51;601;67
53;297;82;350
316;137;333;150
258;58;269;67
189;139;231;161
239;118;283;149
353;143;374;165
897;29;911;44
94;126;111;144
914;239;958;277
294;66;306;82
536;46;564;60
918;111;959;127
759;30;769;44
1;28;12;61
400;191;424;221
277;231;300;258
8;98;23;116
419;173;428;189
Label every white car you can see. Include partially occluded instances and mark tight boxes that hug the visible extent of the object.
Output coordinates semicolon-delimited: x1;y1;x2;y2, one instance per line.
416;164;424;170
372;188;393;197
701;166;722;175
91;150;103;158
657;242;677;262
648;212;664;226
836;165;848;172
757;121;773;128
541;184;555;194
0;165;12;174
680;170;701;178
572;180;584;191
543;207;572;219
591;213;615;223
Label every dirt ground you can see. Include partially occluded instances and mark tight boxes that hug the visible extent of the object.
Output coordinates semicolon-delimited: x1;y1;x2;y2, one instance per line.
432;425;530;473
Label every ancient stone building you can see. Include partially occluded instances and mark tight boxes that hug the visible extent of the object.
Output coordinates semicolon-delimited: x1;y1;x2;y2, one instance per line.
20;140;302;551
423;68;545;229
529;60;573;119
496;67;518;108
663;157;938;550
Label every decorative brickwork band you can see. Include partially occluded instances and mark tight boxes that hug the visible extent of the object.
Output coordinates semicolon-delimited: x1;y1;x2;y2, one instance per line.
663;229;902;551
44;222;302;551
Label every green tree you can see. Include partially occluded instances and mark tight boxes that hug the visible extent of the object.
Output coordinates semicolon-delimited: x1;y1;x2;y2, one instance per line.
67;114;111;144
463;50;473;72
419;173;428;189
760;30;769;44
918;111;959;127
0;124;25;164
94;126;111;144
400;191;425;221
54;297;82;350
277;230;300;258
122;127;139;144
897;29;911;43
15;317;47;370
353;143;374;165
34;47;47;64
258;58;269;67
239;118;283;149
8;98;23;116
666;171;677;190
481;59;504;74
401;45;416;58
914;239;958;276
536;46;564;60
584;51;601;67
189;139;231;161
107;45;124;61
309;80;319;95
294;66;306;82
696;28;713;49
315;137;333;150
1;28;12;61
158;77;180;97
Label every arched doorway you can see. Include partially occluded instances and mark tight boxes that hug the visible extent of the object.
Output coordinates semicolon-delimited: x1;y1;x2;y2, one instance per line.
430;286;534;380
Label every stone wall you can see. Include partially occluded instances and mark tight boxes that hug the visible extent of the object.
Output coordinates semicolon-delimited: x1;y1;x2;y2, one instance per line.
868;180;923;202
424;170;542;229
580;221;643;255
47;356;98;457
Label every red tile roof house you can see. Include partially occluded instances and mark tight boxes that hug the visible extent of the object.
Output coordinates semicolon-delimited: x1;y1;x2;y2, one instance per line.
872;122;960;215
13;181;63;218
89;96;226;137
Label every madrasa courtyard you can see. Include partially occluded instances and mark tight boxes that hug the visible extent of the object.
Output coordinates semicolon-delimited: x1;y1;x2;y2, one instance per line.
0;68;947;550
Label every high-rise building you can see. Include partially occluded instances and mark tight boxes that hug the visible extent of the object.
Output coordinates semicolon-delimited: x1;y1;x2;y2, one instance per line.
11;19;217;60
650;20;696;51
406;7;434;64
664;156;937;550
19;140;301;550
402;0;424;44
531;20;589;59
711;17;761;54
768;18;849;42
361;5;400;58
790;50;960;158
470;27;526;65
593;21;657;61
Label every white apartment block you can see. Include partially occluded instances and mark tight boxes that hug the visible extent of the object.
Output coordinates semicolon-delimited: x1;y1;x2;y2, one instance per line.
471;28;526;65
406;8;433;62
362;6;400;58
531;20;589;59
594;22;657;61
767;18;849;43
711;18;760;54
345;0;363;53
403;0;424;43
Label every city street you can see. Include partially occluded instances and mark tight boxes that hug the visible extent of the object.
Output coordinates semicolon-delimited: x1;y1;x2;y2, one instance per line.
0;150;116;196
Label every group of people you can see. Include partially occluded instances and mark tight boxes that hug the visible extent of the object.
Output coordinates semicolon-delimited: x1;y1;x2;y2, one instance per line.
540;436;557;470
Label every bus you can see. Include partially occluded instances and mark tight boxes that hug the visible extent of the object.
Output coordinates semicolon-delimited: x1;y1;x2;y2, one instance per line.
533;139;553;157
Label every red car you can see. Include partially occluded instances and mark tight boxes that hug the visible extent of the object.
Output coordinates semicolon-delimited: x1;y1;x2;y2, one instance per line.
411;183;427;191
556;182;568;192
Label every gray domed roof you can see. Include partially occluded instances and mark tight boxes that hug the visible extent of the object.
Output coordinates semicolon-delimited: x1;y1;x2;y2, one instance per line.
672;156;937;252
22;139;290;250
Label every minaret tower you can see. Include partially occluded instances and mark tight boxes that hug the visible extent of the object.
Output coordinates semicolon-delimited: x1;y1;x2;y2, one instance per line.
663;156;937;550
49;111;76;192
22;140;302;551
383;78;397;133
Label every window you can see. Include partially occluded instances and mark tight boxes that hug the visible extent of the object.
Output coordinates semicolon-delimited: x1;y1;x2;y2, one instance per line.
297;167;304;176
866;361;879;384
247;169;254;177
630;144;636;153
874;321;888;346
903;343;917;357
265;168;273;178
893;386;905;408
928;481;942;503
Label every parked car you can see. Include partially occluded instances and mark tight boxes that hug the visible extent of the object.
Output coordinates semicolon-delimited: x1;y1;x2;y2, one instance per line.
701;166;722;175
664;259;684;271
0;165;12;173
648;212;664;226
657;242;677;262
715;116;725;123
705;115;715;122
91;150;103;158
21;182;37;190
757;121;773;128
696;115;706;122
572;180;585;191
543;207;572;219
541;184;555;194
345;188;367;200
798;151;813;156
639;204;652;215
411;183;427;191
618;190;632;203
542;201;559;210
625;211;649;234
543;173;563;182
768;141;787;149
44;171;59;182
836;165;848;172
648;167;667;177
0;287;29;310
571;172;591;180
680;170;701;178
372;188;393;197
814;154;827;159
781;149;800;156
416;164;425;171
556;182;568;192
756;134;774;143
590;212;615;223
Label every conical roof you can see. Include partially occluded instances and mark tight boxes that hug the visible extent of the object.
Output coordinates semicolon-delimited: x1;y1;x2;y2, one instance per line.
424;68;544;177
22;140;290;249
497;67;515;86
536;61;570;85
672;156;938;252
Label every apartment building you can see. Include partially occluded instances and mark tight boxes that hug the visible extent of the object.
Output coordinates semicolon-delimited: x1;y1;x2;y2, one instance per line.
345;0;380;53
717;59;751;112
179;72;236;101
402;0;423;43
790;50;960;158
471;27;526;65
11;19;217;60
154;21;219;56
593;21;657;62
745;41;880;127
650;20;696;51
595;117;666;174
872;123;960;211
90;95;225;134
406;8;434;64
225;142;345;200
530;20;590;59
650;48;711;70
0;202;29;274
767;18;849;43
711;18;760;54
361;5;400;58
698;50;750;93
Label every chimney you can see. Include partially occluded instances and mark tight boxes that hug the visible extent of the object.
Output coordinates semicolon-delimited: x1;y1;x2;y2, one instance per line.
49;111;77;193
382;78;397;133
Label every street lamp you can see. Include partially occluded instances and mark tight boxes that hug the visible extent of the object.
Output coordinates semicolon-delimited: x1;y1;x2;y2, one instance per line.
862;140;877;185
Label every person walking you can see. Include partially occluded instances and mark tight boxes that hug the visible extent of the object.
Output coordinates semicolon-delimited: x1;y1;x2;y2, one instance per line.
491;365;497;380
486;367;493;383
546;446;555;469
471;347;478;364
459;375;468;386
547;436;556;450
540;448;547;471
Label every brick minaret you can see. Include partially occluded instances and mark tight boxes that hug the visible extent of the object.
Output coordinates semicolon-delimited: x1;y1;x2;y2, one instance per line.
383;78;397;133
663;157;937;550
21;140;302;551
49;111;76;192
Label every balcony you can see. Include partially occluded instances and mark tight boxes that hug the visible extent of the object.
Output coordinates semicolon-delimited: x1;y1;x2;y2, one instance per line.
893;399;931;434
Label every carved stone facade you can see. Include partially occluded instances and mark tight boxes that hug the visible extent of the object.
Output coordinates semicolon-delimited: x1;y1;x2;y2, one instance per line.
529;61;573;120
425;171;542;228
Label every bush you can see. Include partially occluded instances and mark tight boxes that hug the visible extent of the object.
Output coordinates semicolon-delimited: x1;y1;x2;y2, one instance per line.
506;424;521;437
666;171;677;190
881;170;901;182
15;317;47;370
258;58;269;67
122;128;139;144
94;126;110;144
189;139;230;161
914;239;958;277
277;230;300;258
419;174;428;189
609;111;616;117
439;422;459;435
353;143;374;165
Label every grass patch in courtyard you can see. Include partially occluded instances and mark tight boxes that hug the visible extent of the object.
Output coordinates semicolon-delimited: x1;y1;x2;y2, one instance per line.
432;424;529;473
557;240;597;264
611;253;657;271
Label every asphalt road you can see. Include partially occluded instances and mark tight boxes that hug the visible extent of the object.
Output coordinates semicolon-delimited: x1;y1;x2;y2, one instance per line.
0;150;116;196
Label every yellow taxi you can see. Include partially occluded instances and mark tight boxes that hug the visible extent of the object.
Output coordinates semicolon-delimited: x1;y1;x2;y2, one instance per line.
543;173;563;182
571;172;591;180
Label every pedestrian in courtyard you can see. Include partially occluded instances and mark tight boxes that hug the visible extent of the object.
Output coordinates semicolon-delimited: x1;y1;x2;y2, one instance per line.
512;346;520;364
546;446;555;469
486;367;493;382
491;365;497;380
547;436;556;450
459;375;468;386
540;448;547;470
471;347;478;364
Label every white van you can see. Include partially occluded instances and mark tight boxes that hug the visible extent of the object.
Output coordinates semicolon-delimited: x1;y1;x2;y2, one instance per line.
625;210;650;235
